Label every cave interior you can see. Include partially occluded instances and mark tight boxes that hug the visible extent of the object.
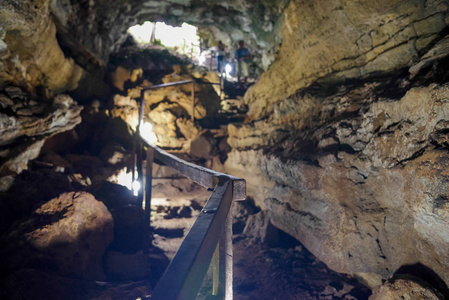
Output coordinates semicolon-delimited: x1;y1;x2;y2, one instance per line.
2;0;449;299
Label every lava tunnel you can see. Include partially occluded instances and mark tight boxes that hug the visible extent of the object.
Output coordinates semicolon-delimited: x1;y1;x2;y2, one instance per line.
2;0;449;299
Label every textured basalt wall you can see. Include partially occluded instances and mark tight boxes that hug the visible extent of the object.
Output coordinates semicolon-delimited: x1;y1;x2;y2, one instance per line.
225;0;449;288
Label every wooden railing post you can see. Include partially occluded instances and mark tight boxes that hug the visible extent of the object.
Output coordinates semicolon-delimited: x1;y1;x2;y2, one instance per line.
137;94;145;250
143;147;154;253
191;81;196;122
212;242;220;296
220;211;233;299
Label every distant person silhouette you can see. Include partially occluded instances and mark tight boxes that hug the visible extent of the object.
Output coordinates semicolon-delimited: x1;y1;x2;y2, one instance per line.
234;40;250;86
216;41;226;73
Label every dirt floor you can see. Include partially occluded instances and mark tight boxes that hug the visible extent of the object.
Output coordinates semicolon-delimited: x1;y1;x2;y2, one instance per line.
232;236;371;300
149;184;372;300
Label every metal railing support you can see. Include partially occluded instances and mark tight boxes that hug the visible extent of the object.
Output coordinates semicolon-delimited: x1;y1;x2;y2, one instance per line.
136;98;145;210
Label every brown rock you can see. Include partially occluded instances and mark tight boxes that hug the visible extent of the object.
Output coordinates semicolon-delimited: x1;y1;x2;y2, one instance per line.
0;139;45;175
99;141;127;165
109;66;143;91
110;94;139;128
190;134;216;159
64;154;104;179
370;278;442;300
243;211;280;246
227;84;449;288
0;91;82;147
5;192;113;280
245;0;448;121
41;152;71;170
176;118;200;140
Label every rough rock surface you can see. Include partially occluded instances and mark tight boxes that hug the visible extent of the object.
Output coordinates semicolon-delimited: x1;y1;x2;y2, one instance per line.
244;0;449;121
145;70;221;149
0;1;84;92
110;94;139;129
0;89;83;175
221;1;449;290
2;192;113;280
369;278;443;300
0;92;82;146
226;82;449;287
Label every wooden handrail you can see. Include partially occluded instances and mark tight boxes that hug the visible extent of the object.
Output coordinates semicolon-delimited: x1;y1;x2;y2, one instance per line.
139;140;245;300
134;78;243;299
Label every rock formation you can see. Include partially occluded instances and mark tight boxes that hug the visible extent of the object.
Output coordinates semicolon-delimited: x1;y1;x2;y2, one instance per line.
0;88;82;175
2;0;449;297
224;0;449;290
2;192;113;280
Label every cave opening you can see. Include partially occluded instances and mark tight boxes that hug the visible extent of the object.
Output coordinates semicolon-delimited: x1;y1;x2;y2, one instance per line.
128;21;201;61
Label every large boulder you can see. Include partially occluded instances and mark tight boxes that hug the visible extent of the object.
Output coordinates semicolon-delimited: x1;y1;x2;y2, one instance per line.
2;192;114;280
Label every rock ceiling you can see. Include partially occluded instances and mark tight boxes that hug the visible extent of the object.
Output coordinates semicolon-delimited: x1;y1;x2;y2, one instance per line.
2;0;449;294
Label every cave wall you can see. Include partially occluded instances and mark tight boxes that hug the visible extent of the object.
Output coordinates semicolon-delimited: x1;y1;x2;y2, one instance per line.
225;0;449;288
